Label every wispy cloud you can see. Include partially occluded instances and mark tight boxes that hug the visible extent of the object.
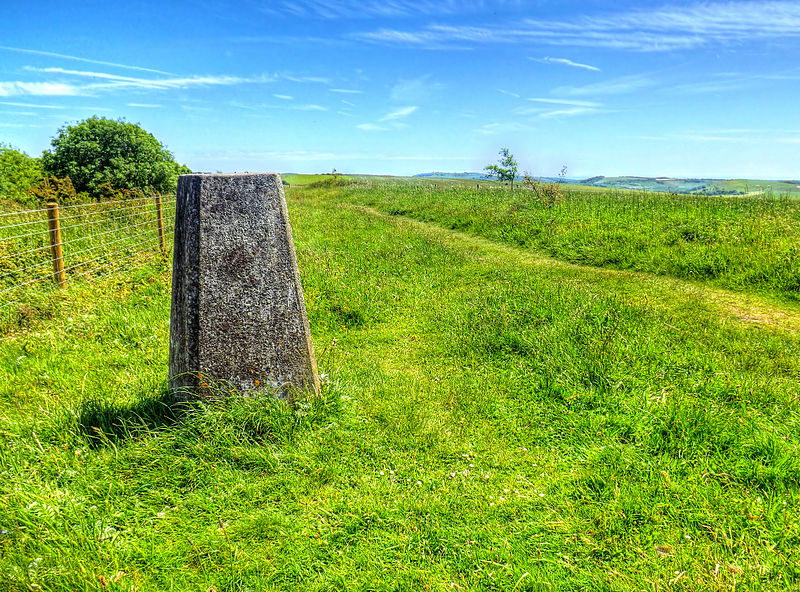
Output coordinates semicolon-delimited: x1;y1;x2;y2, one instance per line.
555;74;654;96
0;110;38;116
127;103;162;108
282;75;331;84
532;57;600;71
28;67;266;91
356;123;389;131
188;148;474;163
329;88;364;94
0;45;172;74
0;100;111;111
290;104;328;111
514;103;601;118
0;100;65;109
273;94;294;100
389;75;444;105
10;67;275;97
475;121;534;136
259;0;518;19
497;89;521;98
0;82;80;97
528;98;600;107
538;107;600;119
380;105;418;121
341;99;356;107
634;128;800;143
354;1;800;52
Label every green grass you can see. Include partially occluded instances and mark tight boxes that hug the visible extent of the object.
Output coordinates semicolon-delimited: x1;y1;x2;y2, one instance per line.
281;174;353;186
712;179;800;198
0;180;799;590
0;197;174;314
329;181;800;301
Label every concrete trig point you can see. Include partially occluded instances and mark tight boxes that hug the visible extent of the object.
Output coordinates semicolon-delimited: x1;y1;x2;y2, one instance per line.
169;173;320;399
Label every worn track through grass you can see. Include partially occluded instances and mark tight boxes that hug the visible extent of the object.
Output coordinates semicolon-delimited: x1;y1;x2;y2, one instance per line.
353;204;800;334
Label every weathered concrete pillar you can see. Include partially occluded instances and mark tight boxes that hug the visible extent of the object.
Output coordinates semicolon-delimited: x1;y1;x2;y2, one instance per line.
169;173;319;399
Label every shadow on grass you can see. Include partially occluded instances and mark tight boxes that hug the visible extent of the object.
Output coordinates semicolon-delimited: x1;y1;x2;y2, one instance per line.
77;384;190;447
76;380;343;449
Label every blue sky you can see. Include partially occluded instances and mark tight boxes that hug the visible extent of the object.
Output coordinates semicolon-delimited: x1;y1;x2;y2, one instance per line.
1;0;799;178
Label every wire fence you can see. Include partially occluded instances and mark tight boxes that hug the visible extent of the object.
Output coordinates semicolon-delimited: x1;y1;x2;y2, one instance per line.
0;195;175;312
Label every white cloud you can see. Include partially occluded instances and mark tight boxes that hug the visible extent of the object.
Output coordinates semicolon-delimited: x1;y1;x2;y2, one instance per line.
273;94;294;100
0;45;172;74
354;1;800;52
390;75;442;103
514;103;601;118
0;81;80;96
11;67;277;99
259;0;519;19
329;88;364;94
538;107;600;119
527;98;600;107
555;74;654;96
532;57;600;71
29;67;266;91
127;103;162;108
0;101;65;109
356;123;388;131
290;104;328;111
282;75;331;84
380;105;418;121
497;89;521;98
475;121;534;136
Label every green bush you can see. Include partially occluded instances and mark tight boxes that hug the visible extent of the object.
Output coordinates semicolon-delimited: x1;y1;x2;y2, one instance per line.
41;116;190;197
0;144;44;206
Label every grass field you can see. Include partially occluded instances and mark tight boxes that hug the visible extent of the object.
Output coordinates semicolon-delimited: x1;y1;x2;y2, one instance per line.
0;180;798;590
335;181;800;301
712;180;800;198
281;174;353;186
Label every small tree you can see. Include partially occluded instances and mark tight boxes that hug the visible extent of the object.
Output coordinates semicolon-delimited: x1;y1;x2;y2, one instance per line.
484;148;518;192
41;116;190;197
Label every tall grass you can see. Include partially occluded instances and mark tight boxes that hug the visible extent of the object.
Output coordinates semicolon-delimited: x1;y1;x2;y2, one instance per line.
338;182;800;300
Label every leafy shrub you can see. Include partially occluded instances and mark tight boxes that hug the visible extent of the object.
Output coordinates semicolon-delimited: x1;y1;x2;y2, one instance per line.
522;174;564;208
26;176;85;206
0;144;44;206
41;116;190;197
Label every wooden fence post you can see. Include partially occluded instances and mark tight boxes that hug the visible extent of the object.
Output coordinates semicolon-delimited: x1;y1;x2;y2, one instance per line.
46;202;66;287
154;195;166;255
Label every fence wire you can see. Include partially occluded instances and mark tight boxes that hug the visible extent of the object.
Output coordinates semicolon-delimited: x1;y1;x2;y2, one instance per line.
0;195;176;314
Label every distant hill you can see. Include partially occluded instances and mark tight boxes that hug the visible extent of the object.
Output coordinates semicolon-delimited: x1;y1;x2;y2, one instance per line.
577;176;800;196
578;176;728;194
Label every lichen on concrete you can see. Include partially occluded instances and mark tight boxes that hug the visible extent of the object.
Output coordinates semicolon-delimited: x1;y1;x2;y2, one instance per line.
169;173;319;399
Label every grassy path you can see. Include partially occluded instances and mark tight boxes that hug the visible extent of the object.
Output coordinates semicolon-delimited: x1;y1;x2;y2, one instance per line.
354;205;800;334
336;182;800;301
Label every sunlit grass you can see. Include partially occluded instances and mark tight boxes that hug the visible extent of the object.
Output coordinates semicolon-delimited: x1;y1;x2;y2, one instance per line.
335;182;800;300
0;181;798;590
